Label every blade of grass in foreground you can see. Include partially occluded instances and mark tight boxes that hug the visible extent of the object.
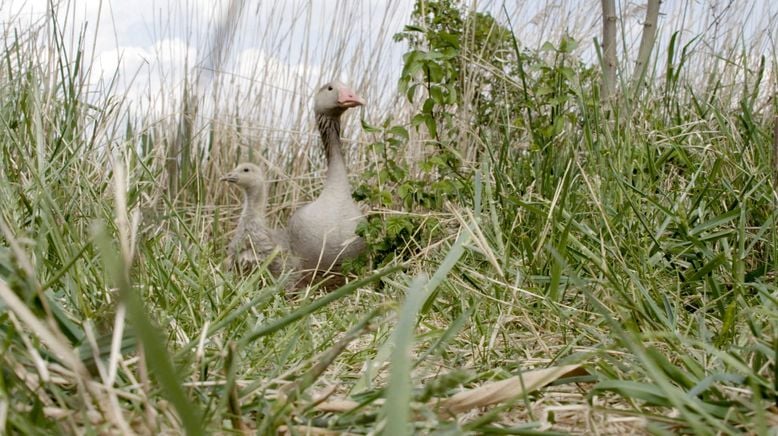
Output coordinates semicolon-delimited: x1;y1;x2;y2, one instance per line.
93;223;204;436
237;264;402;347
583;288;730;434
176;279;285;357
381;230;470;434
254;306;387;433
359;219;475;390
381;275;428;436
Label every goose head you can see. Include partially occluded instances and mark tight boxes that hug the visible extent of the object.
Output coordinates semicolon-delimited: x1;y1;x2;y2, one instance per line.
314;81;365;117
220;163;265;192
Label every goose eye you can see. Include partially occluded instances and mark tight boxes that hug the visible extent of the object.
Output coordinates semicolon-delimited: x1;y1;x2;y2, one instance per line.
327;86;333;91
243;168;249;172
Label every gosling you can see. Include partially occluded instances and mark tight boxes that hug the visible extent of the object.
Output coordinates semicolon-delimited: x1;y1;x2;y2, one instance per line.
221;163;297;275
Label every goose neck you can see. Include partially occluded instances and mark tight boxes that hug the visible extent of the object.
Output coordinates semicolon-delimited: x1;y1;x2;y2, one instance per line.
242;186;267;221
317;113;349;189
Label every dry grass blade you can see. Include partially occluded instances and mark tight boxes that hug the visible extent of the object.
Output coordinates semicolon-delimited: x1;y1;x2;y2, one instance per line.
0;279;131;432
441;364;587;415
278;425;357;436
279;306;385;402
314;399;360;413
0;280;76;374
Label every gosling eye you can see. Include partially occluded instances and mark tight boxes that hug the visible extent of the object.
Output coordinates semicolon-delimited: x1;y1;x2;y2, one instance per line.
327;86;333;91
243;168;249;172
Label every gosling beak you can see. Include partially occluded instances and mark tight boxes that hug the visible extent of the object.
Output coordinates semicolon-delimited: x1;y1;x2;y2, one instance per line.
220;173;237;183
338;86;365;108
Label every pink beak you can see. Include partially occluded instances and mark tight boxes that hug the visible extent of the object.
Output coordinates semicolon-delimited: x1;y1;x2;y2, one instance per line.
338;86;365;108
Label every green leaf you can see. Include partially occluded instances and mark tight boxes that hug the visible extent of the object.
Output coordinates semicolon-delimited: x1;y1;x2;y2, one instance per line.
400;50;425;84
388;125;409;142
540;41;556;52
411;113;428;130
430;85;445;104
361;118;381;133
403;25;425;33
536;85;554;96
689;208;740;236
559;35;577;53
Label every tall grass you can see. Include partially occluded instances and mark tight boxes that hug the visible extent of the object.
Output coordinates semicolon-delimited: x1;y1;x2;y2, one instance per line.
0;0;776;433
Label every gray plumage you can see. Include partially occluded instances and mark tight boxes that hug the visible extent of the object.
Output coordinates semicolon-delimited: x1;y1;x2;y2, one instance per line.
222;163;297;275
288;81;366;273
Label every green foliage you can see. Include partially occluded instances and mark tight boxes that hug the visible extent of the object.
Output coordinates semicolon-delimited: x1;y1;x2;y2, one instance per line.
353;0;600;276
347;118;454;273
395;0;518;142
352;0;522;272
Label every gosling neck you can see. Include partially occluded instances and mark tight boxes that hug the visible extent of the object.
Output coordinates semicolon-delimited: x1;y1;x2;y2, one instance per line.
316;113;350;192
241;184;267;223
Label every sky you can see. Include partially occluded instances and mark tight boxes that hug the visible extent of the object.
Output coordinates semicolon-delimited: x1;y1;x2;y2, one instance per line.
1;1;409;114
1;0;775;119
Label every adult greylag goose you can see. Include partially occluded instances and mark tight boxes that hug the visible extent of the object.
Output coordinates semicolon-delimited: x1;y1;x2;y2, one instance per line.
288;81;366;273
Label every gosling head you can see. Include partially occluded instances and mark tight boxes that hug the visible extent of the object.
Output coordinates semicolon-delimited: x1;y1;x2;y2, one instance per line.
220;163;265;192
313;80;365;117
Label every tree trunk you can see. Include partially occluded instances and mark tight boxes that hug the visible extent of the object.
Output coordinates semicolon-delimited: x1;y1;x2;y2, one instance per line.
630;0;662;99
600;0;618;103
